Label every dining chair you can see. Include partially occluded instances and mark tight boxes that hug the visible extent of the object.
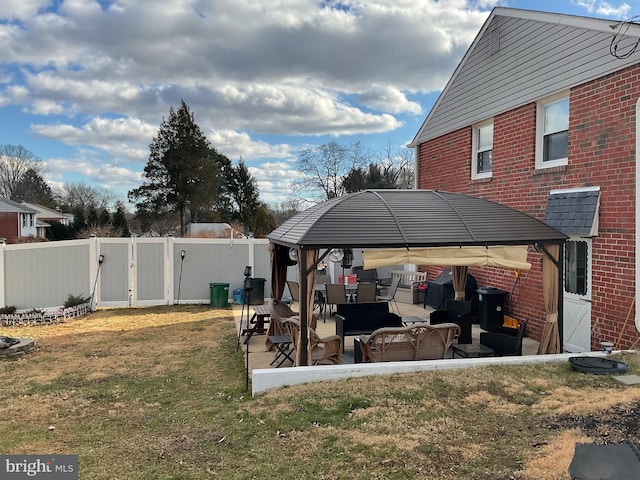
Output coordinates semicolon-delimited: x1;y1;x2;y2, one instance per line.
324;283;347;320
355;282;377;303
286;280;300;303
377;275;401;313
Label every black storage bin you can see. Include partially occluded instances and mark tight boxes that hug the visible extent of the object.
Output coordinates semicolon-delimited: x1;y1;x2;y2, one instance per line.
424;269;477;310
477;287;507;330
248;278;266;305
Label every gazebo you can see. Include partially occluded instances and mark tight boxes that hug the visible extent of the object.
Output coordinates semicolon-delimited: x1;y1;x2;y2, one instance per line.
268;189;568;365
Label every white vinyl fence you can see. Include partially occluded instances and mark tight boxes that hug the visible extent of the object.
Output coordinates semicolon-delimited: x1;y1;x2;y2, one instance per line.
0;237;271;310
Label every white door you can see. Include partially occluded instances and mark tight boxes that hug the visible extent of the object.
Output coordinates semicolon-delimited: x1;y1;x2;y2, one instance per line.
563;238;592;352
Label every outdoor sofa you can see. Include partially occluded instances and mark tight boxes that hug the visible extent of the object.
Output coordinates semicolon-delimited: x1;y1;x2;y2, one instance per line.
354;323;461;363
335;301;403;351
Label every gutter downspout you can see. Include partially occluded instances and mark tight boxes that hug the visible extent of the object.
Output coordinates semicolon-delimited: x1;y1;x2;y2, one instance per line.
636;99;640;331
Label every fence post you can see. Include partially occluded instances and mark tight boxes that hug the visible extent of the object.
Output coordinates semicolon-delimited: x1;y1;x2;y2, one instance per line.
0;238;5;308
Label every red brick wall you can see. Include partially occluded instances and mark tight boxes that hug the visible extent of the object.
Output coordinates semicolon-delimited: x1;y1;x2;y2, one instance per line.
417;64;640;350
0;213;19;244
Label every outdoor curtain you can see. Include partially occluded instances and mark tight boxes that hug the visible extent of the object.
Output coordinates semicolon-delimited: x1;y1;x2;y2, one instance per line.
296;248;318;366
270;243;290;301
363;245;532;271
266;243;297;350
452;265;468;301
537;244;561;354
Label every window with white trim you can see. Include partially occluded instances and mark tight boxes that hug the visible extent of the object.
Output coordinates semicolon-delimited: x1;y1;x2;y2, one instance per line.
472;119;493;179
536;93;569;169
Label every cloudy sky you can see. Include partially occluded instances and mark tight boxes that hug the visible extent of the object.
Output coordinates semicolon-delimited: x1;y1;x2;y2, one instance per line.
0;0;635;208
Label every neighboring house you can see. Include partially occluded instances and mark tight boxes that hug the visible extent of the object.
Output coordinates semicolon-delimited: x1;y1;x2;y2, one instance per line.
410;8;640;352
21;202;74;227
186;222;245;238
0;198;38;243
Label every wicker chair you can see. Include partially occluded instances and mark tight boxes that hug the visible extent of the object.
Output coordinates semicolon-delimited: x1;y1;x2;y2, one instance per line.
356;323;460;363
282;318;343;365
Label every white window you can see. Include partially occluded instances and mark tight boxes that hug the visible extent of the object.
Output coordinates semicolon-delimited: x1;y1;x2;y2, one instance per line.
29;214;34;227
22;214;27;228
536;93;569;169
472;119;493;179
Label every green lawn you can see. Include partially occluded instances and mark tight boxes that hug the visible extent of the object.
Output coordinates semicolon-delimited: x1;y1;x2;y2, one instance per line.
1;305;639;479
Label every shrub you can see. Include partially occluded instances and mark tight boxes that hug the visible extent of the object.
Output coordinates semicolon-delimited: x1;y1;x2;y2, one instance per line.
0;306;17;314
64;294;90;308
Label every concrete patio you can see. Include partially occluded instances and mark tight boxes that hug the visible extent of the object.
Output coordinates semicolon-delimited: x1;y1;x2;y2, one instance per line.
233;286;540;376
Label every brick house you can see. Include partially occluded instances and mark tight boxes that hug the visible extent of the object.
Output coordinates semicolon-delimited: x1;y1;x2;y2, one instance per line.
410;8;640;352
0;198;37;243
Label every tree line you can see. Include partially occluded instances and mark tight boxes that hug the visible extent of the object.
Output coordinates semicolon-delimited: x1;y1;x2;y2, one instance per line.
3;101;415;240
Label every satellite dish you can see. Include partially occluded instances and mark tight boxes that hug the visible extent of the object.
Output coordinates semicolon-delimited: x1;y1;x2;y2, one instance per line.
328;249;344;263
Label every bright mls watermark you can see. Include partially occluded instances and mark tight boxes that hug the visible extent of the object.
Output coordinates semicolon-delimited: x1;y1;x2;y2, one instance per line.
0;455;78;479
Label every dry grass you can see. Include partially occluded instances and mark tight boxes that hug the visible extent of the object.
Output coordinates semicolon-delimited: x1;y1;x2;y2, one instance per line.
2;306;640;479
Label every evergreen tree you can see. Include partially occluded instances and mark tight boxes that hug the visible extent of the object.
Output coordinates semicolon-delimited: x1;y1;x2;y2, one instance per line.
98;208;111;227
226;160;260;232
128;100;224;236
12;168;55;206
72;208;87;235
112;201;130;237
87;207;99;227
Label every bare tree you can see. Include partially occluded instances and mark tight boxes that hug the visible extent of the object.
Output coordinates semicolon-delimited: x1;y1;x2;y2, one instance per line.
375;141;416;189
293;141;368;204
0;145;44;199
55;182;116;211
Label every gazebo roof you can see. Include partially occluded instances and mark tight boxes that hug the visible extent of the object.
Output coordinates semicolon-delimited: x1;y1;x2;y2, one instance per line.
268;189;567;249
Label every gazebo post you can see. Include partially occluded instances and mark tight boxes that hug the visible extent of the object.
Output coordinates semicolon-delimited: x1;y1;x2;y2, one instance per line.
298;247;309;366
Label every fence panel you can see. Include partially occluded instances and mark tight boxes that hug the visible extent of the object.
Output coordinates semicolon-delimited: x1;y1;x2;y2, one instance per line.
0;237;271;310
98;240;131;306
4;240;92;309
135;239;167;305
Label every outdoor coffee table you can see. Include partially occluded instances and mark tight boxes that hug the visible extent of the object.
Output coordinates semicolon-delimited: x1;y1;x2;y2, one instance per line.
452;343;495;359
402;316;429;326
268;334;294;367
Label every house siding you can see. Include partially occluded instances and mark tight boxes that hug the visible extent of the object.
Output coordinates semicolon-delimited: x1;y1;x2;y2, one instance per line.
414;13;640;145
417;64;640;350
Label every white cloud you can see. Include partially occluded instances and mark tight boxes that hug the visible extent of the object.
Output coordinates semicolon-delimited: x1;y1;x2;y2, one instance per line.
596;2;631;18
31;117;155;162
248;160;304;206
2;0;51;20
572;0;631;18
44;156;143;192
208;129;294;161
0;0;497;205
356;85;423;114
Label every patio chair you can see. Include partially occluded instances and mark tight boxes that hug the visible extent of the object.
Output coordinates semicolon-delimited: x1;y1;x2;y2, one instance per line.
377;276;401;313
282;318;343;365
430;299;474;344
286;280;300;303
479;320;527;356
355;282;377;303
314;274;331;317
324;283;347;320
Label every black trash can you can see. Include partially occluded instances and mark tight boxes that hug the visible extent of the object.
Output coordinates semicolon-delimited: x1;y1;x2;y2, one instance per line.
210;283;229;307
477;287;507;330
248;278;266;305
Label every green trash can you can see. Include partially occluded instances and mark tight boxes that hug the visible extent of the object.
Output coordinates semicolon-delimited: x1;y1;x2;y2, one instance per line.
210;283;229;307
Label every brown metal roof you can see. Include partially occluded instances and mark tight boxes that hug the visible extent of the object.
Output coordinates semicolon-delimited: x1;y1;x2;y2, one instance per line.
268;189;567;249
